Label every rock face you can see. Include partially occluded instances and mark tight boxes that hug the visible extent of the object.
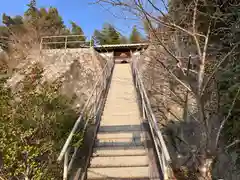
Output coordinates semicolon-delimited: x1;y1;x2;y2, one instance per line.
7;48;109;108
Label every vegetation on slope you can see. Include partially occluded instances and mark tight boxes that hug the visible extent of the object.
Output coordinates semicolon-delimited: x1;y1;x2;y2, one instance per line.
0;64;78;179
0;1;101;179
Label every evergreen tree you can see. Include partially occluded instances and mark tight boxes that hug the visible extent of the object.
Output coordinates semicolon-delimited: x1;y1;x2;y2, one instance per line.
93;23;121;45
12;16;24;25
43;7;65;35
2;13;15;27
93;30;104;45
2;14;24;27
67;21;86;48
1;14;25;44
107;25;121;44
24;0;39;21
70;21;85;41
0;0;87;49
129;26;143;43
39;7;48;17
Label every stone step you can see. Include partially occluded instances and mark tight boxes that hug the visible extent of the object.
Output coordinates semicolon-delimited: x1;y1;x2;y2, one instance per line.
90;155;148;168
92;147;147;157
103;106;137;109
106;95;135;99
96;137;145;146
95;139;144;148
96;132;145;146
102;112;139;115
87;64;150;179
98;125;143;133
101;112;140;117
97;132;145;140
101;115;141;120
103;103;138;108
103;104;137;108
87;167;149;179
100;119;141;125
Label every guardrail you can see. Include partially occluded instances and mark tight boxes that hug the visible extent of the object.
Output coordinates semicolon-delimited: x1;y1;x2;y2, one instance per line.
131;57;173;180
40;35;91;50
57;55;114;180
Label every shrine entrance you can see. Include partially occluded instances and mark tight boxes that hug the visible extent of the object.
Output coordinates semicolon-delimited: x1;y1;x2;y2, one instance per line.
114;50;131;64
94;43;149;64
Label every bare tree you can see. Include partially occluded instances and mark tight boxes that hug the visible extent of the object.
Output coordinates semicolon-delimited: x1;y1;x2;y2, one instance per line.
95;0;240;179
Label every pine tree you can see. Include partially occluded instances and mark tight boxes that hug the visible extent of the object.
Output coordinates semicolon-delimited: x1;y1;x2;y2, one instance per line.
44;7;64;35
101;23;112;44
93;30;104;45
25;0;38;19
70;21;85;41
67;21;86;48
93;23;121;45
2;13;14;27
12;16;23;25
129;26;142;43
107;25;121;44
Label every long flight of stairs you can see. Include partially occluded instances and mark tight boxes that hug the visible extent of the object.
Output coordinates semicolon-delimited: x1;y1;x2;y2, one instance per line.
86;63;151;179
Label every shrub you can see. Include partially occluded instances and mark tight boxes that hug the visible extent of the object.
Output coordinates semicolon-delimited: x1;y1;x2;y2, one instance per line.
0;64;78;179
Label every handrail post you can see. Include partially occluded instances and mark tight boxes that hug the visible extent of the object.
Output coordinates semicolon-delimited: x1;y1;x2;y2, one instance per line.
63;148;69;180
142;96;146;119
94;87;97;124
40;37;43;52
90;36;92;47
65;36;68;49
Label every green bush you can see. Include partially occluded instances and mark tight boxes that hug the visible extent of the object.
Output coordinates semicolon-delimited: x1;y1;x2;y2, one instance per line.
0;64;78;179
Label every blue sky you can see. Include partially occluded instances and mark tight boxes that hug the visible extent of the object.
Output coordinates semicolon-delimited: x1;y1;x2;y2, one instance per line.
0;0;142;38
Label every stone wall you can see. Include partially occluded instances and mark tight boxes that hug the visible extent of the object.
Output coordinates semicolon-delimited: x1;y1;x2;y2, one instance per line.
8;48;108;108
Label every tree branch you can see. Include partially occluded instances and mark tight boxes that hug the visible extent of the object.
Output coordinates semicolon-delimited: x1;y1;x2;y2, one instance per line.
156;59;191;92
201;42;240;96
136;2;188;77
97;0;206;38
193;0;202;58
215;87;240;148
225;140;240;150
198;20;211;93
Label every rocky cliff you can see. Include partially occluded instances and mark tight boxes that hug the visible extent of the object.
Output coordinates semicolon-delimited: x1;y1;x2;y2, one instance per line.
7;48;109;108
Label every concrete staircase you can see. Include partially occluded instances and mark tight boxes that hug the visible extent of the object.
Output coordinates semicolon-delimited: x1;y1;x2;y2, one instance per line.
87;63;150;179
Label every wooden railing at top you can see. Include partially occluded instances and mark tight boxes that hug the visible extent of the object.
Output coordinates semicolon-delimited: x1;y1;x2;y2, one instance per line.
40;35;92;50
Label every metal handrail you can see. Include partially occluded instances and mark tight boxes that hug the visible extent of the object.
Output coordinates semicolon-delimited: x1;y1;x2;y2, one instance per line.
40;35;91;50
131;57;172;180
57;54;114;180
